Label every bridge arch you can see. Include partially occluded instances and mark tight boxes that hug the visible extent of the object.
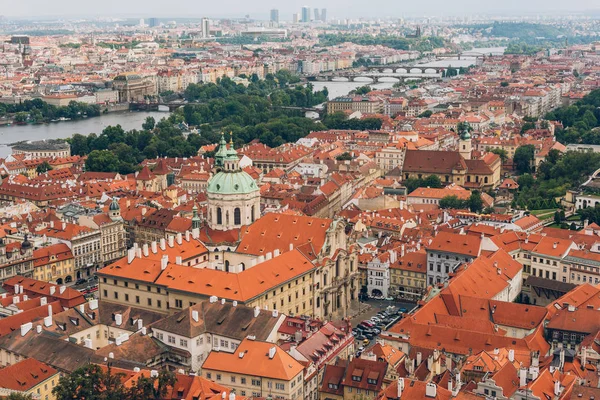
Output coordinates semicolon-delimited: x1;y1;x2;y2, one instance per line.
424;68;439;74
409;68;423;74
395;68;408;74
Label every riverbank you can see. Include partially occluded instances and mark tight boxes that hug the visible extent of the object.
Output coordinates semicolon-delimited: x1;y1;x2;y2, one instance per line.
0;110;170;158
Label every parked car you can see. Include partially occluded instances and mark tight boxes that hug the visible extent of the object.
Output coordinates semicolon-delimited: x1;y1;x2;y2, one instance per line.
373;328;381;334
365;332;375;340
358;346;365;352
385;297;394;301
355;351;362;358
361;321;375;328
75;278;86;285
399;307;408;313
362;338;370;346
356;335;366;341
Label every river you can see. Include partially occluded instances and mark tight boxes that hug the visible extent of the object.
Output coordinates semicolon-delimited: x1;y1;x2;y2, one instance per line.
2;49;506;158
0;111;169;158
311;47;506;99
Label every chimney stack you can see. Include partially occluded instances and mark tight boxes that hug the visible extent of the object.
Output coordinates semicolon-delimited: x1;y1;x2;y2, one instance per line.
397;378;404;398
160;238;166;250
168;235;174;248
151;241;158;254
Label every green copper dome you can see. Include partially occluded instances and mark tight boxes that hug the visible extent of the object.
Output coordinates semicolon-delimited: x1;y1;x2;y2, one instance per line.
109;197;120;211
207;170;258;195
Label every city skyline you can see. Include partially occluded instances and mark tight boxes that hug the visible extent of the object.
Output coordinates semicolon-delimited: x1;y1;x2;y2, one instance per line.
5;0;600;19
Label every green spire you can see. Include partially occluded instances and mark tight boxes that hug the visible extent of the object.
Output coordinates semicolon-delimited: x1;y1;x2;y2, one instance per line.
460;124;471;140
214;133;228;167
192;204;201;229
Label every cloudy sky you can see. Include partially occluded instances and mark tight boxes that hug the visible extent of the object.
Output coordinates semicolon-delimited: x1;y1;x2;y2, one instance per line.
7;0;600;19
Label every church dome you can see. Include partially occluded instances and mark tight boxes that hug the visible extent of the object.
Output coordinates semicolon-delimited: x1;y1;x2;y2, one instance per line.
207;170;258;195
109;197;120;211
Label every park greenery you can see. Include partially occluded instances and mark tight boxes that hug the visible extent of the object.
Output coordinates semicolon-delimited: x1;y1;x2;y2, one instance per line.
545;89;600;144
0;99;101;124
513;150;600;210
52;364;176;400
68;72;384;174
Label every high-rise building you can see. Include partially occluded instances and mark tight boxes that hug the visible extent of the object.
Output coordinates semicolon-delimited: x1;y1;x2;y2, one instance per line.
301;6;310;23
201;18;211;38
148;17;159;28
314;8;320;21
270;9;279;23
292;13;300;23
321;8;327;22
139;18;145;27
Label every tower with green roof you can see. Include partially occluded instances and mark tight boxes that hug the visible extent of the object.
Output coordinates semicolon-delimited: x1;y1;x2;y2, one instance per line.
459;123;472;160
206;133;260;231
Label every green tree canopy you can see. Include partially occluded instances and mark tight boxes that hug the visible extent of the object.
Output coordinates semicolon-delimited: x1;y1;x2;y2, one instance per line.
514;144;536;174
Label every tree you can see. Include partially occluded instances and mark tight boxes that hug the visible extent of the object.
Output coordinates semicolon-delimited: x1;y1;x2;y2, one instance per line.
14;112;28;124
423;175;442;188
517;173;535;189
439;195;466;209
336;152;353;161
354;85;372;95
142;116;156;131
554;211;562;225
514;145;536;174
54;365;175;400
36;161;53;174
53;364;127;400
418;110;433;118
125;370;176;400
500;81;509;87
85;150;120;173
468;191;484;213
69;133;90;156
520;121;536;134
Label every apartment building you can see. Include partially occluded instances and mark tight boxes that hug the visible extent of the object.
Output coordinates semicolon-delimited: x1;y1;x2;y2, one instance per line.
202;339;305;399
150;299;284;371
426;231;482;285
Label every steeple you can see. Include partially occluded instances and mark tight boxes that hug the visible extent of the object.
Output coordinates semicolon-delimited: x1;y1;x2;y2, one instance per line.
192;204;201;230
214;133;229;169
459;123;472;160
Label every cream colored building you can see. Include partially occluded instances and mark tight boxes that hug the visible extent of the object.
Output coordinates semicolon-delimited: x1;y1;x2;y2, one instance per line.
202;339;305;399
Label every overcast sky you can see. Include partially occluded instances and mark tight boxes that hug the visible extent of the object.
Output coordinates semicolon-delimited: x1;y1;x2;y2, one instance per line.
7;0;600;19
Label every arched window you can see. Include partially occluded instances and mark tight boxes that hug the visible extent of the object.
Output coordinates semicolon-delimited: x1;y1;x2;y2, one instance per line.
234;208;241;225
225;260;230;272
240;262;246;271
251;205;256;222
216;207;222;225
